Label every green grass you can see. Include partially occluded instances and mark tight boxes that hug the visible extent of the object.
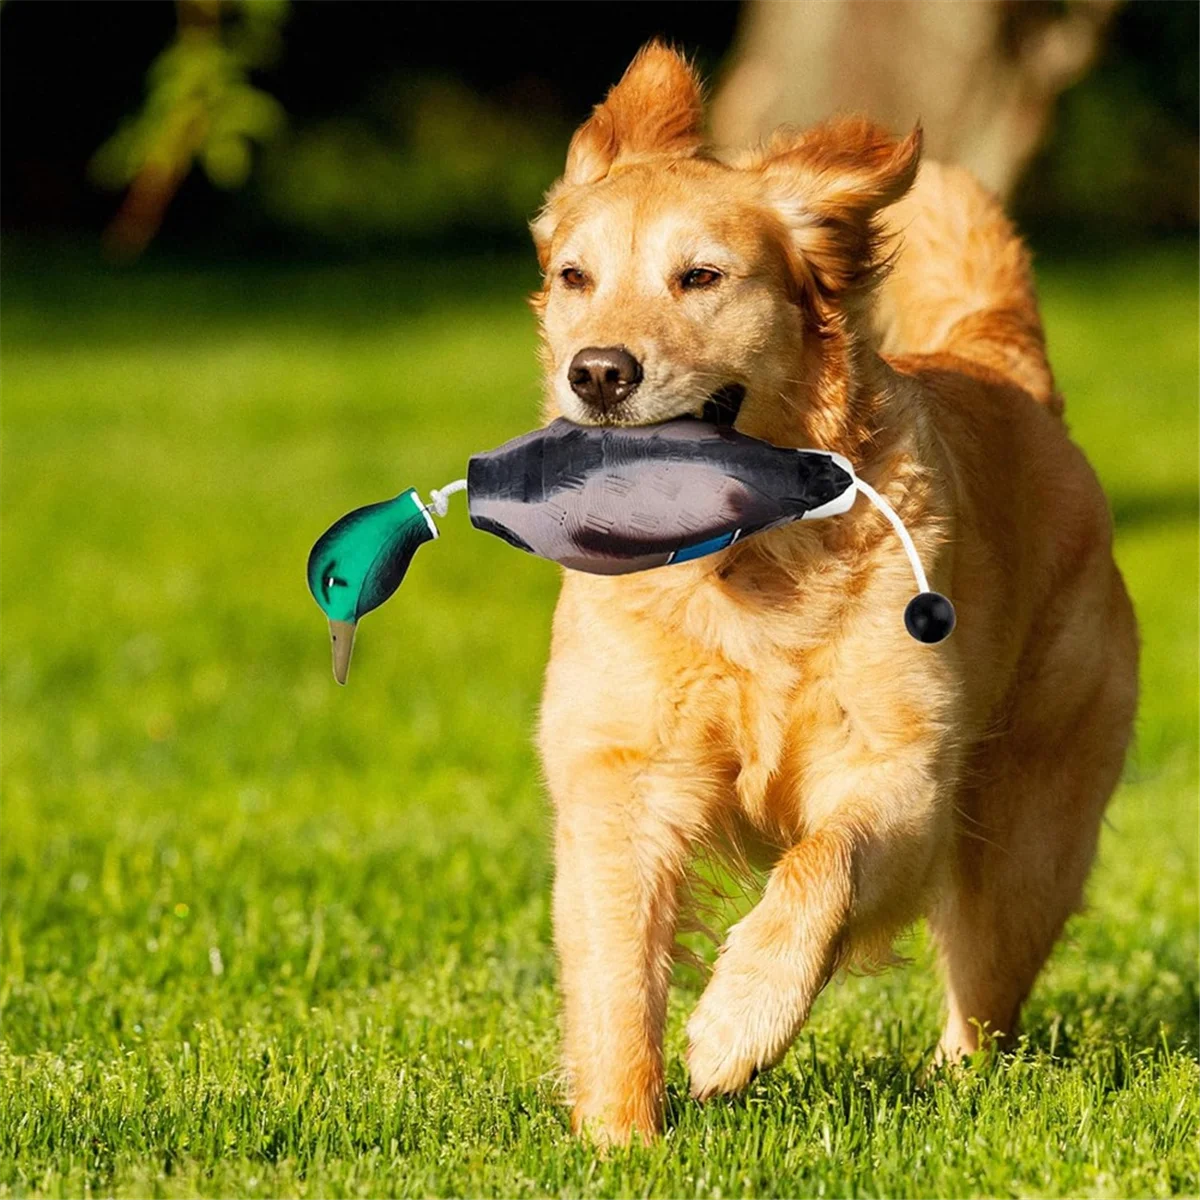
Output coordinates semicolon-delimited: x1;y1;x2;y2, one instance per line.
1;240;1197;1199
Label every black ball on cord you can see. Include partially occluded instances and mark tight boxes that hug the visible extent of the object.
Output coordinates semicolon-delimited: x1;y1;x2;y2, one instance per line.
904;592;956;644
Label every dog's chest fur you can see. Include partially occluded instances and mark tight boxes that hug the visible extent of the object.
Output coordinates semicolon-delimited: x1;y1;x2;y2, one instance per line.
661;592;862;839
549;544;886;843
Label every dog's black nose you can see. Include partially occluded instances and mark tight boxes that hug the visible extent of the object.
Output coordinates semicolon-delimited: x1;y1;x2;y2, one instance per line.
568;347;643;410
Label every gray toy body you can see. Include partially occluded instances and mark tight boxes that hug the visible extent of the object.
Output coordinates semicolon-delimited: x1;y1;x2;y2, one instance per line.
466;417;855;574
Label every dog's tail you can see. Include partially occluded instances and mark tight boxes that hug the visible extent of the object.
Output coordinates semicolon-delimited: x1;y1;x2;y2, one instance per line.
874;161;1062;417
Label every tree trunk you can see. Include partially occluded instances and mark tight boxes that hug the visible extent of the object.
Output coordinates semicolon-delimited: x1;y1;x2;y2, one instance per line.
711;0;1120;198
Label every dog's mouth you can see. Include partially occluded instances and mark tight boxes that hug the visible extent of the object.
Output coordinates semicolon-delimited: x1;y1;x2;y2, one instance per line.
700;384;746;427
572;383;746;429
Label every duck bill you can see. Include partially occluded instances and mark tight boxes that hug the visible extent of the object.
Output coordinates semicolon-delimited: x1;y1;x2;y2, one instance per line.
328;619;357;685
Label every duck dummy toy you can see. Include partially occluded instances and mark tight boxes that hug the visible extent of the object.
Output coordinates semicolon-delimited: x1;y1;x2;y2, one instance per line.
307;417;955;683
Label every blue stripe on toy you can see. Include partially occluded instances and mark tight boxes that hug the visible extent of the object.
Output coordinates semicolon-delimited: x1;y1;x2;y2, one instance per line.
669;531;739;564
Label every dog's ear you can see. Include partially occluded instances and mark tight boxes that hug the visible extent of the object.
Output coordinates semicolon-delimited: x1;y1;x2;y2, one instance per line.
532;42;704;268
751;118;922;315
563;41;704;186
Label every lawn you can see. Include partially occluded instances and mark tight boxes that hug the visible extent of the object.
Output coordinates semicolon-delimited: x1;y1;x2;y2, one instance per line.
1;239;1197;1199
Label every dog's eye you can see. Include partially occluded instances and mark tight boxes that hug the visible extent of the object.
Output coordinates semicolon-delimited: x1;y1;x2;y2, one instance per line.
560;266;588;289
680;267;723;290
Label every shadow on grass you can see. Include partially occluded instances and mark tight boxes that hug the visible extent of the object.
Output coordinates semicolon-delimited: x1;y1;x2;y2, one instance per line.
1112;487;1198;530
662;964;1198;1133
662;1021;1195;1142
1023;979;1200;1063
662;1039;930;1137
0;240;539;349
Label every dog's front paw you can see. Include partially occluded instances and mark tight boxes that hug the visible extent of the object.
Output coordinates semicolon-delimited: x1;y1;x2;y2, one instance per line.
685;926;796;1100
686;990;760;1100
571;1093;662;1147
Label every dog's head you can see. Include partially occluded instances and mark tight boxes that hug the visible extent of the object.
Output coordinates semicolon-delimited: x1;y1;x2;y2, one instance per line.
531;42;921;448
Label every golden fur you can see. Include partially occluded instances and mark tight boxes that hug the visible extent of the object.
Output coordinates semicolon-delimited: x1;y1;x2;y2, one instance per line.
531;43;1138;1144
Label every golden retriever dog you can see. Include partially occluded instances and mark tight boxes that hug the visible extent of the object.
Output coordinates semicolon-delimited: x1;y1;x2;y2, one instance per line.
531;43;1138;1144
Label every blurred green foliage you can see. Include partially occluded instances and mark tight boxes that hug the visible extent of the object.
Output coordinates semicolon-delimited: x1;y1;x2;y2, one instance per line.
88;0;287;254
257;76;567;242
92;1;287;192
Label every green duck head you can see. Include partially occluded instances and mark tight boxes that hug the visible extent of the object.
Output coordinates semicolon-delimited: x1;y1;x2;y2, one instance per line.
306;487;438;684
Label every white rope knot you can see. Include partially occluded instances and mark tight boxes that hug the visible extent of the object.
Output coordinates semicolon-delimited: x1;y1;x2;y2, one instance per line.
427;477;468;519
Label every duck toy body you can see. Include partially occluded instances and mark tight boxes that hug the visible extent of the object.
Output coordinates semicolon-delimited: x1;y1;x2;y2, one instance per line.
307;417;955;683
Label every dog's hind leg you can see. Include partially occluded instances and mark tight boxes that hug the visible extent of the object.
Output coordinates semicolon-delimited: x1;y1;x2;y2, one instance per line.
929;626;1137;1058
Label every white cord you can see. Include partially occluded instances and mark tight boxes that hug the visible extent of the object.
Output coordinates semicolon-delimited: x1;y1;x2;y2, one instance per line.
853;477;930;595
427;477;468;518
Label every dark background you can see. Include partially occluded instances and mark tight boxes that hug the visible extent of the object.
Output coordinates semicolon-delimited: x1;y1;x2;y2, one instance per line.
2;0;1196;259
